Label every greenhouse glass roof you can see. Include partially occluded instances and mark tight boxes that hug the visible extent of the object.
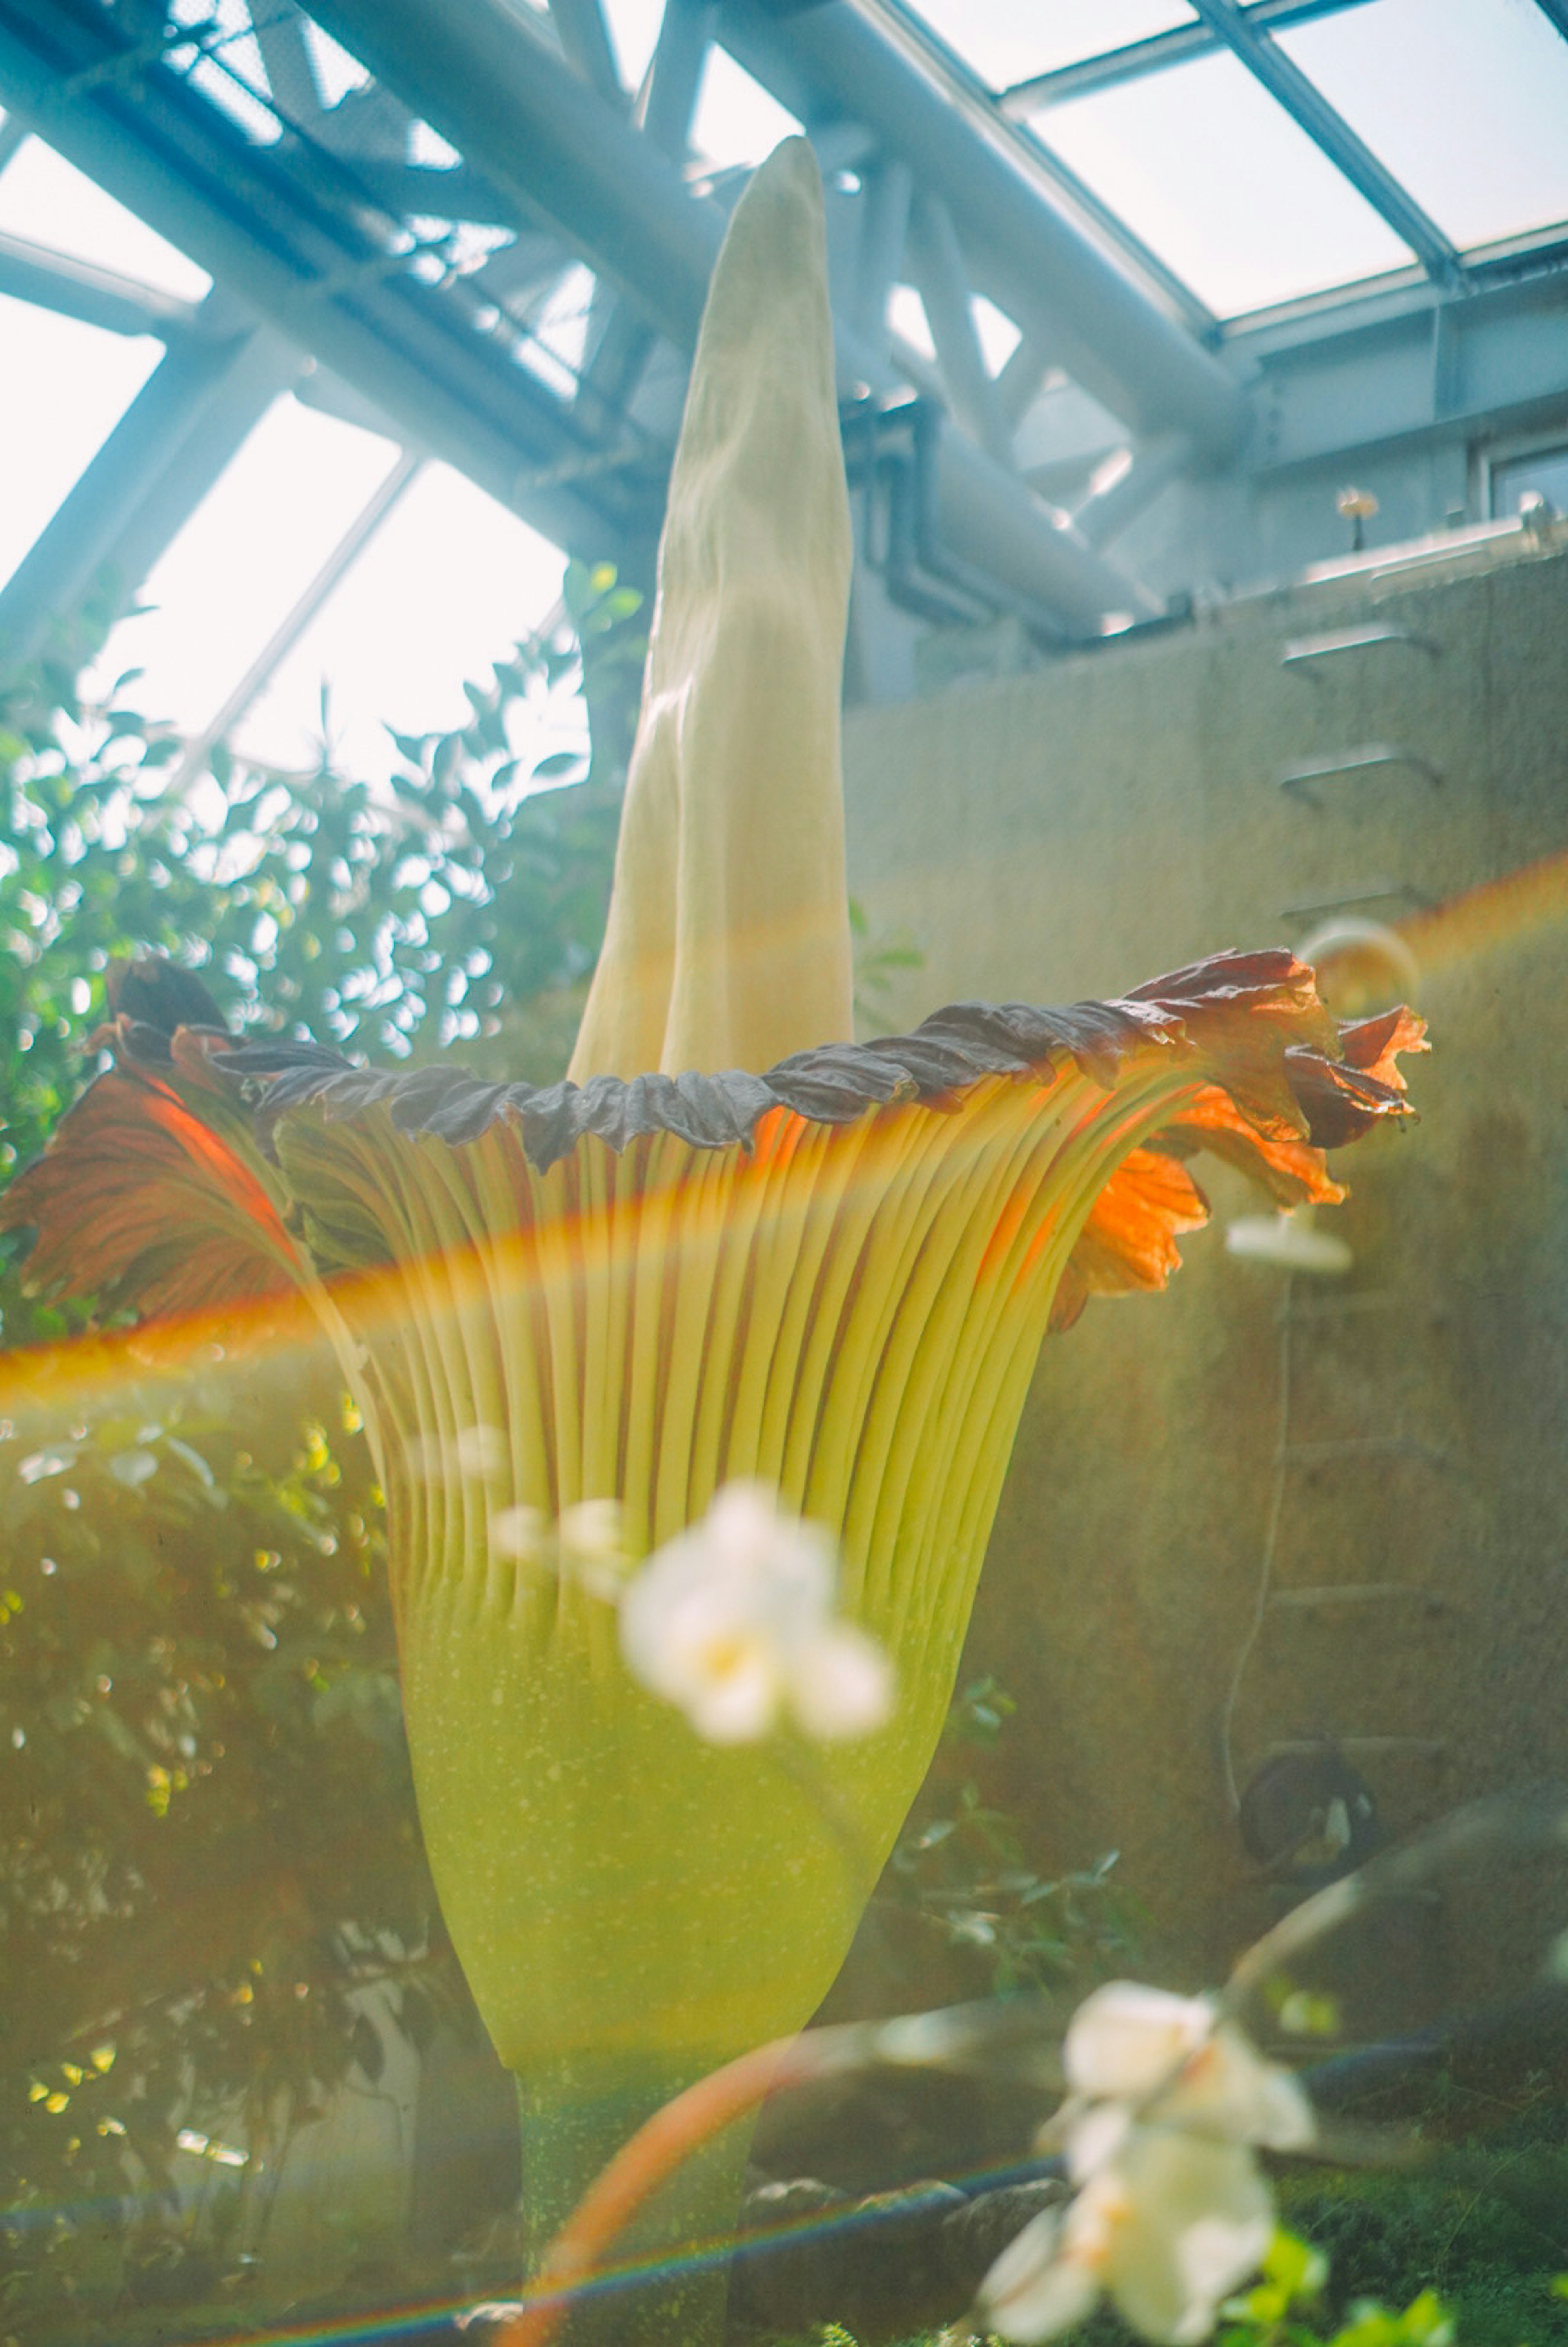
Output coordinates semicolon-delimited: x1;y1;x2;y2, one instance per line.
1;0;1567;730
889;0;1568;316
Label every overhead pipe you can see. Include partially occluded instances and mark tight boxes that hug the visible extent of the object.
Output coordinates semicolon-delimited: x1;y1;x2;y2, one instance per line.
307;0;725;346
929;408;1165;629
0;4;646;554
1070;431;1192;550
848;400;1162;638
845;404;994;633
718;0;1245;454
309;0;1164;633
904;194;1017;468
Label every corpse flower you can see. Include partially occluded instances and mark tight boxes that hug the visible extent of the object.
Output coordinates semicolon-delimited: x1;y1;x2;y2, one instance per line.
1;140;1422;2342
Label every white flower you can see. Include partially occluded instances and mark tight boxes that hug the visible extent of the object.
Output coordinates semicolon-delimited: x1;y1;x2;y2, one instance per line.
556;1498;631;1597
982;2133;1273;2347
976;1983;1314;2346
491;1503;548;1562
1063;1983;1314;2155
488;1498;628;1587
454;1424;510;1479
617;1483;893;1745
406;1423;510;1485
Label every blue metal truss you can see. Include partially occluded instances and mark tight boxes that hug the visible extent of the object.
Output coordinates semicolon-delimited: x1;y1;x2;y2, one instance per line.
0;0;1566;661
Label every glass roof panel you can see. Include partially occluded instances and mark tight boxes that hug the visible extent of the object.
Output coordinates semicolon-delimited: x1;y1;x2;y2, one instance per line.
691;47;804;172
972;294;1022;373
1277;0;1568;254
165;0;284;148
901;1;1196;94
298;17;371;107
98;396;400;742
600;0;667;94
1032;46;1412;317
232;462;572;784
515;262;597;402
0;301;162;589
0;140;211;301
887;282;935;361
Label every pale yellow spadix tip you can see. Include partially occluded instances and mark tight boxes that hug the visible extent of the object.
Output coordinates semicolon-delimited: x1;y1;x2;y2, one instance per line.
568;136;855;1082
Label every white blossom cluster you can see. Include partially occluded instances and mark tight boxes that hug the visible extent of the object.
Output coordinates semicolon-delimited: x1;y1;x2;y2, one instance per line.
975;1982;1315;2345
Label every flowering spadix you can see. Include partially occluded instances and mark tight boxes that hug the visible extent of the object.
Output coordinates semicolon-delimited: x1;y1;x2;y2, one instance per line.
1;136;1423;2334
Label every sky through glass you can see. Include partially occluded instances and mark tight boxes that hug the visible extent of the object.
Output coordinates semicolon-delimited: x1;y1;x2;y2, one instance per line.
7;0;1568;794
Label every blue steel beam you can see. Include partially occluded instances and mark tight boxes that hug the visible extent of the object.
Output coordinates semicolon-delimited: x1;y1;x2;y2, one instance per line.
718;0;1245;451
1000;0;1378;109
575;0;714;411
1181;0;1462;287
904;194;1015;466
305;0;725;346
0;1;656;557
546;0;625;107
0;225;198;336
1532;0;1568;37
1237;266;1568;476
310;0;1164;628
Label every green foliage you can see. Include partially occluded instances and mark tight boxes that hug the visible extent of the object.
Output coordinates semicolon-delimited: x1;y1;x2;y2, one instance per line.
0;565;642;1217
0;576;642;1352
1218;2230;1458;2347
1279;2147;1568;2347
848;896;924;1037
0;580;645;2335
0;1360;463;2338
827;1675;1143;2021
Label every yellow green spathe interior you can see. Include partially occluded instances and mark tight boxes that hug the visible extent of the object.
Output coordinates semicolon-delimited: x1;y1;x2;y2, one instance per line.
272;1059;1218;2079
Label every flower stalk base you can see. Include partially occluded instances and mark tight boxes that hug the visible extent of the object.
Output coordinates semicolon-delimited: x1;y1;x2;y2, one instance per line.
515;2059;755;2347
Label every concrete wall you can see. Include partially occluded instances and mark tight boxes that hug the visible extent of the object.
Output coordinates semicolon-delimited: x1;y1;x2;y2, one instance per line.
842;526;1568;1985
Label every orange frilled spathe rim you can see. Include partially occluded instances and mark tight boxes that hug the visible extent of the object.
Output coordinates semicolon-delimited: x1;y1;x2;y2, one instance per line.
2;947;1424;1344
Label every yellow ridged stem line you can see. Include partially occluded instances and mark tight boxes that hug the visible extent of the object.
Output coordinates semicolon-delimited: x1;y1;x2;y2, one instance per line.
470;1133;558;1547
370;1134;488;1603
882;1143;1076;1651
576;1136;621;1505
621;1134;684;1551
706;1115;812;1495
888;1073;1130;1626
862;1079;1093;1613
771;1108;899;1510
594;1144;640;1563
652;1144;733;1537
533;1154;587;1519
846;1078;1075;1625
753;1109;873;1484
419;1143;520;1566
684;1115;793;1513
424;1150;541;1627
795;1104;980;1596
795;1101;983;1609
731;1116;833;1494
